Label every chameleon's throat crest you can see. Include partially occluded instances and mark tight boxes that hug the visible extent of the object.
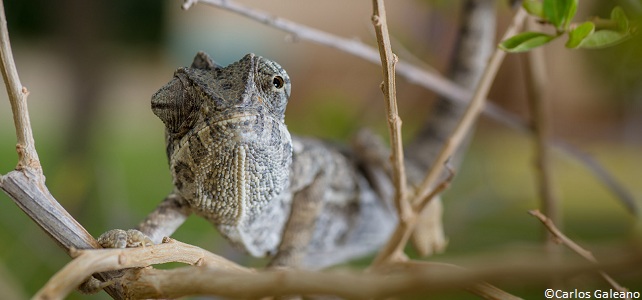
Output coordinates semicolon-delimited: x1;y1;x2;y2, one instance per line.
234;145;248;225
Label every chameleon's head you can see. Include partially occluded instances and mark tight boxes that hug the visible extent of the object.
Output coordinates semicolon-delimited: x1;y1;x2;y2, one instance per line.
151;52;293;227
151;52;291;136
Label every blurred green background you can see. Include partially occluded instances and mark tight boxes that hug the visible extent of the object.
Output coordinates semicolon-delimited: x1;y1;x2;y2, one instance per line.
0;0;641;299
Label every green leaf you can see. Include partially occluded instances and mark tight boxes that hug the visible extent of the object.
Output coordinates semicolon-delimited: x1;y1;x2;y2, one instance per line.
610;6;629;33
578;30;630;49
543;0;577;30
566;21;595;48
522;0;544;18
499;31;558;52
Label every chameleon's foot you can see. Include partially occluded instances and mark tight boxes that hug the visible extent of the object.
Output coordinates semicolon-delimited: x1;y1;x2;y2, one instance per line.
97;229;153;248
78;276;112;294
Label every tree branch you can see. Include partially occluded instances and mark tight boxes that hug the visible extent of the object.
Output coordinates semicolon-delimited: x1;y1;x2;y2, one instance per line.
523;19;559;235
33;239;252;299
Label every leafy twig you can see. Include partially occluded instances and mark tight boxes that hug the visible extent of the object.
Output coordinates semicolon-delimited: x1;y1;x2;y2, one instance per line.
416;163;454;213
523;20;559;225
522;17;563;286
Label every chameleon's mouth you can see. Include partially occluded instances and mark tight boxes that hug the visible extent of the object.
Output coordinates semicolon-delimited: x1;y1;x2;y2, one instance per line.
212;114;257;126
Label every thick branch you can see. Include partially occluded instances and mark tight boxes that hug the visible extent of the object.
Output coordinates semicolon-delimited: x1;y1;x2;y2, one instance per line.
34;239;252;299
0;171;100;252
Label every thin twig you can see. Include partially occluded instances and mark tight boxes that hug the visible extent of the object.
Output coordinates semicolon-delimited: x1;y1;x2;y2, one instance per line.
522;18;562;288
529;210;630;294
0;0;100;254
372;162;454;267
0;0;39;171
370;0;417;266
416;163;454;213
372;6;529;268
181;0;637;215
523;18;560;238
371;0;411;224
414;8;528;206
183;0;468;105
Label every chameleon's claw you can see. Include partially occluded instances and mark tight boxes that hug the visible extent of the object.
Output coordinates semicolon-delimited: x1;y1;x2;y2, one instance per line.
98;229;153;249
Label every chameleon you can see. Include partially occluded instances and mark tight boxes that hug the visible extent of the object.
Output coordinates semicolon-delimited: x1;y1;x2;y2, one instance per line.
98;0;494;270
99;52;398;268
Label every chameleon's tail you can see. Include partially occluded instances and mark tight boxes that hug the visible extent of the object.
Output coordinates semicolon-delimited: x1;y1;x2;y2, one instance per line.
405;0;496;177
404;0;497;256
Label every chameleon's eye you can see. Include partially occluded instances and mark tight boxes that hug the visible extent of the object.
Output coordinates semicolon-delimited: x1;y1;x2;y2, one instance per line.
272;76;285;89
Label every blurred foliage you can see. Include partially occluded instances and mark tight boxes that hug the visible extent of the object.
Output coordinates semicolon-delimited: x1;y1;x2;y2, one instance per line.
4;0;165;45
500;0;636;52
585;0;642;106
3;0;55;37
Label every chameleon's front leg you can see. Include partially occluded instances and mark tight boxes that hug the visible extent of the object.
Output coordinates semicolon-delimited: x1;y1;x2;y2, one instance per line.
82;193;191;293
97;192;191;248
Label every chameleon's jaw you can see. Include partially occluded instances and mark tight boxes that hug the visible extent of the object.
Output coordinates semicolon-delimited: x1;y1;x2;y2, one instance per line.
210;114;260;144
